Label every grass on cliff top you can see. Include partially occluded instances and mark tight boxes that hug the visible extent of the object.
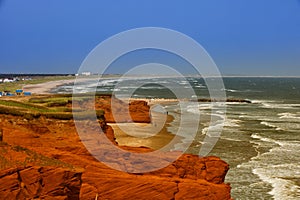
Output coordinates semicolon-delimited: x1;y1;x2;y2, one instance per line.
0;99;51;112
0;76;74;92
0;95;105;120
0;142;76;170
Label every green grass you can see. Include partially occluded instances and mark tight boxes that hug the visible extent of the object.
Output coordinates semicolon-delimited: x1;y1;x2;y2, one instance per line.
32;98;70;107
29;97;71;104
0;100;51;112
0;106;41;119
0;95;105;120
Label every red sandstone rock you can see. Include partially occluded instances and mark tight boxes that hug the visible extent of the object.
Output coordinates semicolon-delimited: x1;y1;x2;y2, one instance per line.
0;97;232;199
0;166;82;200
72;96;151;123
78;153;231;200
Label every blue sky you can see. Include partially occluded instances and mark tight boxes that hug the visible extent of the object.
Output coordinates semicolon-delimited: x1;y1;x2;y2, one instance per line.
0;0;299;75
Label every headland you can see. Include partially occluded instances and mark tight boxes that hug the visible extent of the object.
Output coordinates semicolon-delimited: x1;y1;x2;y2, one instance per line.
0;88;232;199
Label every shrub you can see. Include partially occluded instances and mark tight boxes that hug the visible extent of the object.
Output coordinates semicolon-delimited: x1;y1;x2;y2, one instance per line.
46;101;69;107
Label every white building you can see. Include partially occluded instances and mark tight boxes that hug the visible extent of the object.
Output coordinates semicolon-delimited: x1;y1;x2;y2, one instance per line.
3;78;14;83
81;71;91;76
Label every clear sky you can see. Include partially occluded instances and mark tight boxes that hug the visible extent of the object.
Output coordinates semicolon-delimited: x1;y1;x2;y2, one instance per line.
0;0;299;76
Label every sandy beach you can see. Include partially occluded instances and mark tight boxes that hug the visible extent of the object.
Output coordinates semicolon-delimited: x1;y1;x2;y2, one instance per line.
22;78;181;104
108;111;178;150
22;79;76;94
22;76;106;94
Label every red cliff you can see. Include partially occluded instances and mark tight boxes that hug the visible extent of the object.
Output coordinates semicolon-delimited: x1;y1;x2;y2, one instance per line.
0;98;231;199
0;166;82;200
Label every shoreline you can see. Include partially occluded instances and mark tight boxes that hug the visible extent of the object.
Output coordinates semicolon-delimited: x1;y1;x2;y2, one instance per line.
22;79;76;94
108;111;177;150
21;78;251;103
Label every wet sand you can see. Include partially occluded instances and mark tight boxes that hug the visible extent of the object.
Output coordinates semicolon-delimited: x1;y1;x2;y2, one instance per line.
108;111;180;150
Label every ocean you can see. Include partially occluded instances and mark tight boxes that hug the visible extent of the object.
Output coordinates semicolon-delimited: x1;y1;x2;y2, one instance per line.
54;77;300;199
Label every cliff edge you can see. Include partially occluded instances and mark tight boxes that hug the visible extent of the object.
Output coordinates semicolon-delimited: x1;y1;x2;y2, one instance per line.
0;97;231;199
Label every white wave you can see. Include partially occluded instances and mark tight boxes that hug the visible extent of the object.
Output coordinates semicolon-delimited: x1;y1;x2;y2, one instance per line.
96;88;111;92
201;123;223;137
200;117;240;136
260;121;283;131
253;167;300;199
186;108;202;115
186;104;211;114
186;102;226;113
73;89;91;94
251;100;269;104
226;89;238;92
241;134;300;199
220;137;243;142
251;133;284;146
179;81;189;85
216;110;225;114
238;115;247;119
278;112;300;120
260;121;300;131
154;81;169;84
261;103;300;109
194;85;206;88
98;79;119;86
139;86;165;90
223;119;242;127
226;102;250;105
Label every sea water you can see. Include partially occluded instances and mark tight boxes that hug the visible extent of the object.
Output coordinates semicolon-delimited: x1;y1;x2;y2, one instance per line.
54;77;300;199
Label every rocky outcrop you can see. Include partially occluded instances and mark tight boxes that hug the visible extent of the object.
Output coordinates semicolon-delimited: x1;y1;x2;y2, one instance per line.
0;166;82;200
0;96;232;200
79;152;231;200
75;96;151;123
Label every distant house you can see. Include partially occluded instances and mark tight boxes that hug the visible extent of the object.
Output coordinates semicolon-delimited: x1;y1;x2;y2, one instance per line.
6;93;15;96
3;78;14;83
16;89;23;95
81;71;91;76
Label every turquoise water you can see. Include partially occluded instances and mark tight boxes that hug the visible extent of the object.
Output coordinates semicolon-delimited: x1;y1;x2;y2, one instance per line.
55;77;300;199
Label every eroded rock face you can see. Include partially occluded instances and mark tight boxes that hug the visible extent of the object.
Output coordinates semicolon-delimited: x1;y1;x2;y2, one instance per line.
0;166;82;200
0;117;232;200
79;153;231;200
74;96;151;123
0;97;231;200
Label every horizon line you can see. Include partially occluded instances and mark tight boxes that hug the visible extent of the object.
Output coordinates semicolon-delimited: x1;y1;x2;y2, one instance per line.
1;73;300;78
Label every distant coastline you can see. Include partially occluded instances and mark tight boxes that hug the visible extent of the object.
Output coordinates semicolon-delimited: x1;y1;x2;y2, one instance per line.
1;73;300;78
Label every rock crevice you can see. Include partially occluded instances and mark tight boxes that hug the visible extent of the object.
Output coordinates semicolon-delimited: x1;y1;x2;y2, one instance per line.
0;166;82;200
